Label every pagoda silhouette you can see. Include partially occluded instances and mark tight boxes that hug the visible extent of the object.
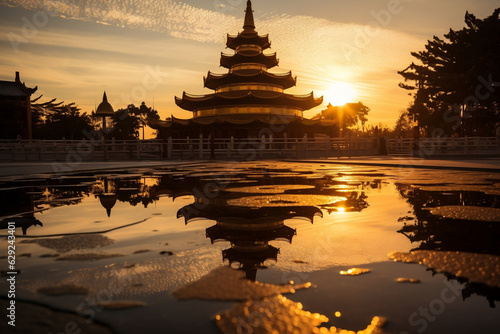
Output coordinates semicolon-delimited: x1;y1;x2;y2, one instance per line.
152;0;334;139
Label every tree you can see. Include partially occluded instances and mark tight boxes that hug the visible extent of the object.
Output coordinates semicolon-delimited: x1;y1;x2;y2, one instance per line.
132;102;160;139
399;8;500;136
316;102;370;136
110;105;141;140
110;102;160;140
31;96;93;140
393;109;413;137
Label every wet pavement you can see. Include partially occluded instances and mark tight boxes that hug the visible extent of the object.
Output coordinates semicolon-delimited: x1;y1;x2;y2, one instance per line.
0;160;499;333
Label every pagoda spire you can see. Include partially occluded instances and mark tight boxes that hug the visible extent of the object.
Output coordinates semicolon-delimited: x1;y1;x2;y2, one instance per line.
243;0;255;31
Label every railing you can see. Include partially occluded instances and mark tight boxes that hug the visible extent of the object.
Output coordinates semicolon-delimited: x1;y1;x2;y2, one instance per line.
165;136;378;160
0;137;379;162
0;139;165;162
387;137;500;156
2;136;497;162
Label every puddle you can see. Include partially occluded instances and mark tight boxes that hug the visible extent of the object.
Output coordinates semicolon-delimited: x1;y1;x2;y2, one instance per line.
0;161;499;333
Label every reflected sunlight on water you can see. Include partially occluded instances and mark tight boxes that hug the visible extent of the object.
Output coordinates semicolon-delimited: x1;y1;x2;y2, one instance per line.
0;161;499;333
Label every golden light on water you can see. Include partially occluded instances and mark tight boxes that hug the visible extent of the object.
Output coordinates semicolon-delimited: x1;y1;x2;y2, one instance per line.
324;82;357;106
340;268;371;276
337;207;346;213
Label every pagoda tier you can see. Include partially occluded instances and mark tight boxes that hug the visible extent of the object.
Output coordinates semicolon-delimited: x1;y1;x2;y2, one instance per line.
223;245;279;267
206;224;296;244
177;204;323;225
175;91;322;113
220;52;278;69
204;70;296;90
226;32;271;50
225;0;271;51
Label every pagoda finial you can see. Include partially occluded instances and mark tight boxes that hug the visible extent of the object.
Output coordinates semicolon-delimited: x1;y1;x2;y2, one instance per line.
102;91;108;103
243;0;255;30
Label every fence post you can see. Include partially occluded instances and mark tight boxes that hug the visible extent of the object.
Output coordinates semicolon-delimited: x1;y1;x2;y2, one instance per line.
187;136;193;159
260;135;265;158
167;137;173;159
228;136;234;158
326;135;331;157
199;134;203;159
303;134;308;159
295;138;299;158
37;142;41;161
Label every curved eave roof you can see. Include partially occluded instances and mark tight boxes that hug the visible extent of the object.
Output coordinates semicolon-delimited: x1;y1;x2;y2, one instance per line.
150;115;336;131
177;205;322;224
223;246;279;264
226;33;271;50
206;225;296;244
221;52;278;69
175;91;323;111
0;81;37;98
204;70;296;90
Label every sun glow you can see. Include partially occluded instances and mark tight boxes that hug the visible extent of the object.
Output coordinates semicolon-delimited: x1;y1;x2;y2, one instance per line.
324;82;356;106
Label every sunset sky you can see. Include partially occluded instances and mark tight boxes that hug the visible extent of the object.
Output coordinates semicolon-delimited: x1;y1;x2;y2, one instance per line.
0;0;498;134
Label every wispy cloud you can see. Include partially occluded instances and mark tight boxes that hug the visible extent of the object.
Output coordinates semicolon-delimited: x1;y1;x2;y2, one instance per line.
1;0;241;42
0;0;426;123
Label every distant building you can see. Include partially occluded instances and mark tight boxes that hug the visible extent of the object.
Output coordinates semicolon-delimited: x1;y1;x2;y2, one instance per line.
0;72;37;139
151;0;335;139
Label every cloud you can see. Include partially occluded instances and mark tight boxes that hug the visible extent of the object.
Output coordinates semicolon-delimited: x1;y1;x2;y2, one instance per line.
0;0;426;124
0;0;241;42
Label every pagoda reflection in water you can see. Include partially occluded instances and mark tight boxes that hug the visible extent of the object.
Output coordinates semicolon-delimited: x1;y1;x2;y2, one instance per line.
179;204;322;281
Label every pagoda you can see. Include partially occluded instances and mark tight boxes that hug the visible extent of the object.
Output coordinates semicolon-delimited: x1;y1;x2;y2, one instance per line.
152;0;334;139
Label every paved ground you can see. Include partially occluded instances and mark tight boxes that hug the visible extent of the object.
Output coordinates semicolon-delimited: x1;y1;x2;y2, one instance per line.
0;160;205;178
302;156;500;172
0;155;499;178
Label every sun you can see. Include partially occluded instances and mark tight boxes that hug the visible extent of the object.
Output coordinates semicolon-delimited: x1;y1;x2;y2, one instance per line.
324;82;356;106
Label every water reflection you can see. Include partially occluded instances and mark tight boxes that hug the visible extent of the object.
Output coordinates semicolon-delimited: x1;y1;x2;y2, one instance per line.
396;183;500;307
396;184;500;254
0;216;42;235
1;164;499;332
168;168;369;280
179;204;321;281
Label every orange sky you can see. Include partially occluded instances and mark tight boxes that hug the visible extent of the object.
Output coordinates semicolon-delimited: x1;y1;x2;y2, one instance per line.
1;0;498;136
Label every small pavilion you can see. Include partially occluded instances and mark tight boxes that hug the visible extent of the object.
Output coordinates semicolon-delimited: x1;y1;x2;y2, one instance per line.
94;91;115;134
0;72;37;139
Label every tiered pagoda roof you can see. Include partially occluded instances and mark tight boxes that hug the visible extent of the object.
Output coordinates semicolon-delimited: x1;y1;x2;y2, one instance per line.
174;0;322;117
176;91;320;111
220;52;278;69
204;70;296;90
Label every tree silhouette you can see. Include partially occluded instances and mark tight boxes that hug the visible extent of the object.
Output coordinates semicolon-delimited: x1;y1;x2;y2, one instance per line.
110;102;160;140
393;109;414;137
31;96;92;140
132;102;160;139
316;102;370;135
399;8;500;136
